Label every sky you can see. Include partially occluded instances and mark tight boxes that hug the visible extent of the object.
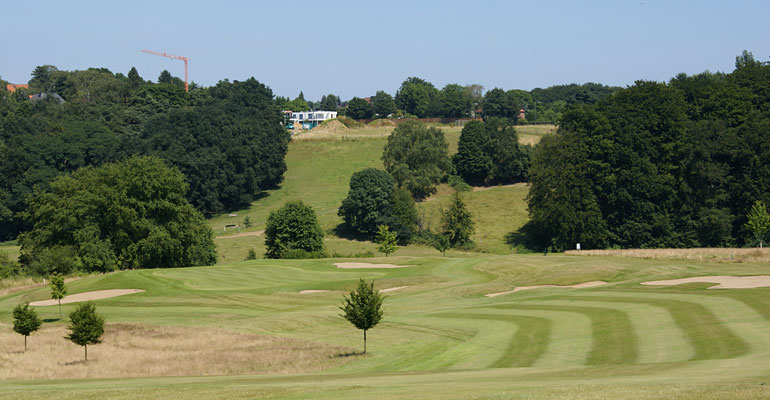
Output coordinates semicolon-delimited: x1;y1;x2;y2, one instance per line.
3;0;769;101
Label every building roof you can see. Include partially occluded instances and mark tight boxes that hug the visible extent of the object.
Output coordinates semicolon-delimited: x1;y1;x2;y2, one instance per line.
6;84;28;93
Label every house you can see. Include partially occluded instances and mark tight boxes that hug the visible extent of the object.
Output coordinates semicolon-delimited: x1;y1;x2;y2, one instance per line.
6;84;28;93
286;110;338;130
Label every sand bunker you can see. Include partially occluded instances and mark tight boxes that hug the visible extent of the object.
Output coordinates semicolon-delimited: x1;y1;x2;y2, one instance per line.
299;290;330;294
30;289;144;306
641;275;770;289
381;286;408;293
334;262;408;269
486;281;607;297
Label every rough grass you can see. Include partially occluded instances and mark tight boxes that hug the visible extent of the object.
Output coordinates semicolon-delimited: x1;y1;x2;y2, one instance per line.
517;124;556;146
567;247;770;262
0;323;352;380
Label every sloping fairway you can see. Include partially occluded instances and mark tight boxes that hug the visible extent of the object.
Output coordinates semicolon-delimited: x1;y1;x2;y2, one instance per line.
2;254;770;399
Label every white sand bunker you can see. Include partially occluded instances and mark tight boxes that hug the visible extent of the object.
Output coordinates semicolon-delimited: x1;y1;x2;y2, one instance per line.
30;289;144;306
641;275;770;289
486;281;608;297
299;290;330;294
381;286;408;293
334;262;409;269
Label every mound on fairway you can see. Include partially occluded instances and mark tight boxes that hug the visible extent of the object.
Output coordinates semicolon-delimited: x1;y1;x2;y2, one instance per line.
334;262;409;269
485;281;607;297
641;275;770;289
29;289;144;306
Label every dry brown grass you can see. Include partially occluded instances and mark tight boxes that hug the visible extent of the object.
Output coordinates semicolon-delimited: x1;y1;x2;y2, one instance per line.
565;247;770;263
0;323;354;380
517;124;556;146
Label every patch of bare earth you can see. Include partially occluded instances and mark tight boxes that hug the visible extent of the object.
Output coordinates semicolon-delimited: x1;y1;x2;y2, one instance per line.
486;281;607;297
0;323;353;380
565;247;770;263
380;286;408;293
334;262;409;269
641;275;770;289
299;290;330;294
30;289;144;306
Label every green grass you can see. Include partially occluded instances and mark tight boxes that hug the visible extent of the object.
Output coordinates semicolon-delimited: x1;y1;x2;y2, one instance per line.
2;254;770;398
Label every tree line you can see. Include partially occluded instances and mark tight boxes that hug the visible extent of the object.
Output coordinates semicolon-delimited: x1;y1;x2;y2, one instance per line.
274;78;619;122
522;51;770;250
1;65;291;274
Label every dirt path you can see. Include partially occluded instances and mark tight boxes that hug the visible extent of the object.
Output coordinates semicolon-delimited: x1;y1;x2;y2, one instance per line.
381;286;408;293
486;281;607;297
641;275;770;289
215;230;264;239
334;262;409;269
30;289;144;306
299;290;331;294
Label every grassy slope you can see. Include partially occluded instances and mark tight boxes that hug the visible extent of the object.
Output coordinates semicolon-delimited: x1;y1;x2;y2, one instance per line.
209;124;548;261
2;254;770;398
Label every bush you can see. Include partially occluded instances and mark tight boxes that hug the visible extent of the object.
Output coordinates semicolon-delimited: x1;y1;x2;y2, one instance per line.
265;201;325;259
448;175;472;192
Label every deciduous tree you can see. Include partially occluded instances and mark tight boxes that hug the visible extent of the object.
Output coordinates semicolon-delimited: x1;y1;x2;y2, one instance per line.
50;272;67;318
66;302;104;361
382;121;451;200
375;225;398;257
13;303;41;351
340;279;384;354
265;201;324;259
745;201;770;248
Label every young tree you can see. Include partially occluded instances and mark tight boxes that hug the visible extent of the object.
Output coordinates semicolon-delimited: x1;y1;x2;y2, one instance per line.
382;120;451;200
745;200;770;248
13;303;41;351
66;302;105;361
243;216;252;228
49;272;67;318
442;192;475;247
340;279;385;354
265;201;325;258
375;225;398;257
433;233;451;256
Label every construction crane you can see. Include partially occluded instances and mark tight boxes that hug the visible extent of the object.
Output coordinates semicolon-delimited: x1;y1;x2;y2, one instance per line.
141;49;190;92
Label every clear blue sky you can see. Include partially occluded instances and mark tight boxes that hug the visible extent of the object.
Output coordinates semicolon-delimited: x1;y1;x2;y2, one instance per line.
3;0;768;101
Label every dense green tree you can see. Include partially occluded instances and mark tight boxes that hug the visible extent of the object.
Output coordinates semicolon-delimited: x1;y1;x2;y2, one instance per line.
265;201;324;259
395;77;438;117
158;70;173;84
483;88;518;120
385;187;418;243
441;192;475;247
338;168;395;236
128;67;142;89
371;90;396;117
433;233;451;256
50;272;67;318
65;302;104;361
13;303;41;351
453;121;491;185
346;97;374;119
340;279;384;354
19;156;216;272
319;94;340;111
382;120;451;200
375;225;398;257
454;118;529;186
440;84;471;118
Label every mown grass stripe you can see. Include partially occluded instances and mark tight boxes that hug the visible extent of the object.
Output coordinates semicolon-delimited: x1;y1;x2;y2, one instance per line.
486;304;638;365
572;295;749;361
435;313;551;368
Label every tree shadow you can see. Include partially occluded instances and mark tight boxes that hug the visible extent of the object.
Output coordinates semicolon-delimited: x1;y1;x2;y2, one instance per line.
333;350;364;358
331;223;372;242
62;360;87;366
43;318;61;323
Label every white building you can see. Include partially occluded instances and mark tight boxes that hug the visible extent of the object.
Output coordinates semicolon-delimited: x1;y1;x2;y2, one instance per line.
286;110;338;130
